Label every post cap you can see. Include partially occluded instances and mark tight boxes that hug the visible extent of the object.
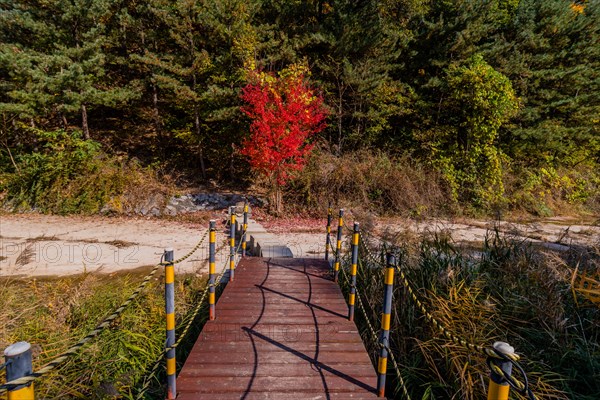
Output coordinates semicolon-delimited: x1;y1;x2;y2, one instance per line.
493;341;515;356
164;248;174;263
4;342;31;357
386;252;396;265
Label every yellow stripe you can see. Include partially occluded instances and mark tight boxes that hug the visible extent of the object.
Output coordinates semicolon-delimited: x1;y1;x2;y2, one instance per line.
339;218;344;227
242;242;247;249
487;380;510;400
210;231;216;243
165;265;175;284
350;264;357;275
352;233;359;245
381;313;391;331
349;293;355;305
230;260;235;269
243;224;248;230
167;357;176;375
337;240;341;249
384;267;395;285
327;227;330;233
209;262;215;274
244;205;248;212
166;313;175;330
231;214;236;224
230;238;235;247
378;357;388;374
7;384;35;400
209;292;215;304
334;262;339;271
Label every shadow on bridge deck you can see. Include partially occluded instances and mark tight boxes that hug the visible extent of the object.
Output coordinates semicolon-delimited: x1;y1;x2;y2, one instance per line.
177;257;378;399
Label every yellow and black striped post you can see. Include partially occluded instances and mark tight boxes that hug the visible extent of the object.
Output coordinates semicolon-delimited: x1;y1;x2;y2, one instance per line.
163;248;177;399
348;222;359;321
242;202;249;257
3;342;34;400
325;202;332;261
229;206;236;282
333;208;344;282
377;253;395;398
209;220;216;320
487;342;514;400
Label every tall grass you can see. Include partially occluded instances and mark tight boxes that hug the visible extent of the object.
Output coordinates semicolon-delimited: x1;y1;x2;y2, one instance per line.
0;270;210;399
345;228;600;399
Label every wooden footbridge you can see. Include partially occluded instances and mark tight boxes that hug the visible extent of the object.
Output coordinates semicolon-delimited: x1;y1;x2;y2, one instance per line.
1;206;537;400
177;257;377;399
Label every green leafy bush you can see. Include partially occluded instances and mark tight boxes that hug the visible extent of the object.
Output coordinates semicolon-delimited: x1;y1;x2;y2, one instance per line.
0;129;164;214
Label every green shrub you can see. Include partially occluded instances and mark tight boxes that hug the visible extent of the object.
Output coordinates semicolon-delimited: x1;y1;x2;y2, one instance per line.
505;164;600;216
0;129;166;214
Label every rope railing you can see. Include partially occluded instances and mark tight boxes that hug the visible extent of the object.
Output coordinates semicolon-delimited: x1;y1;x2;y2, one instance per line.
325;206;538;400
0;229;212;395
137;221;247;399
135;236;232;399
1;202;253;399
340;250;413;399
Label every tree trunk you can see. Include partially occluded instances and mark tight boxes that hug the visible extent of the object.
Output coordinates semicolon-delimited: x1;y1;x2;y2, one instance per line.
81;104;90;139
152;82;162;138
189;35;207;181
60;113;68;130
337;82;344;155
273;170;283;215
194;106;207;180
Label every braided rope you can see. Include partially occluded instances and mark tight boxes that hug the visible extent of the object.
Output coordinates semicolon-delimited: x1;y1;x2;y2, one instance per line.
359;233;512;360
340;253;413;400
393;264;517;361
356;235;537;398
135;236;232;399
359;233;386;267
170;230;209;265
0;230;209;394
487;351;537;400
0;264;161;393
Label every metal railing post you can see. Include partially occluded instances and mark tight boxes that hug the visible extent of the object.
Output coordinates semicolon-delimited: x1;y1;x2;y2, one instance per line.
334;208;344;282
242;202;249;257
348;222;359;321
163;248;176;399
487;342;514;400
377;253;395;397
209;220;216;320
229;207;236;282
325;202;332;261
3;342;34;400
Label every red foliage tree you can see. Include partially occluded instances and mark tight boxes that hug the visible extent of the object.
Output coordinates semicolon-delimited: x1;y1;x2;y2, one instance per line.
240;66;327;212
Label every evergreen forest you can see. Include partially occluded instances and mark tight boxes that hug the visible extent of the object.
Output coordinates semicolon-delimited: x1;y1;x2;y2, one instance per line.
1;0;599;215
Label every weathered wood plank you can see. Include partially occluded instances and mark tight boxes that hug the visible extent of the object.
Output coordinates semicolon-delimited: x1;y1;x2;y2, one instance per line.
176;257;377;398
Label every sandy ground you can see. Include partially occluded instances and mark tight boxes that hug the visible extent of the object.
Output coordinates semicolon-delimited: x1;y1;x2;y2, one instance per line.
375;217;600;251
0;214;233;277
1;213;597;277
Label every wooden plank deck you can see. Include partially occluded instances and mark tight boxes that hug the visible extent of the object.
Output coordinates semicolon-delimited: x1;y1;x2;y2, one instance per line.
177;257;378;399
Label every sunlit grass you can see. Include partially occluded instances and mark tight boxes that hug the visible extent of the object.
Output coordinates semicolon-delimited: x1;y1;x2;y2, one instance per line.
1;270;209;399
346;228;599;399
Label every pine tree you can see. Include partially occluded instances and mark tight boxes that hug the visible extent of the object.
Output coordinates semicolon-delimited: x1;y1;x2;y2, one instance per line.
488;0;600;167
0;0;138;138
